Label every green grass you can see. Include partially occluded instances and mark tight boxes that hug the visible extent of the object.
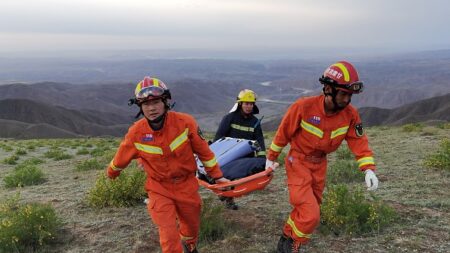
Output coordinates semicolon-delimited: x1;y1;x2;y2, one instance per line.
199;197;235;244
76;148;90;155
0;195;61;252
0;125;448;252
424;138;450;171
89;148;108;157
327;159;364;185
0;143;13;152
2;155;19;165
76;158;105;171
335;145;353;160
320;184;397;236
21;157;45;166
44;148;73;160
14;148;27;156
3;164;46;188
86;166;147;208
402;123;424;132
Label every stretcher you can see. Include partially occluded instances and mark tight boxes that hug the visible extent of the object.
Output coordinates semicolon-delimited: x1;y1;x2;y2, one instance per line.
197;137;274;198
197;167;274;198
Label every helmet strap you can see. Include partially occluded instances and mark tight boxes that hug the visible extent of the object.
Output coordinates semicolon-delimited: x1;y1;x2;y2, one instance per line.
134;108;143;119
324;85;348;112
148;112;167;130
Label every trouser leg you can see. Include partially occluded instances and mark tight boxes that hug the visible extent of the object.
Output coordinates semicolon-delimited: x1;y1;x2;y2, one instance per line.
147;192;183;253
282;157;326;245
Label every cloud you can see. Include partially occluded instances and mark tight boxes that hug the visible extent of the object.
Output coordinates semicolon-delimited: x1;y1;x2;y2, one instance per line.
0;0;448;52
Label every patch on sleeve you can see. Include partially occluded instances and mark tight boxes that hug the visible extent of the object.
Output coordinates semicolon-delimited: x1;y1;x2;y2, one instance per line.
355;123;364;137
197;127;206;140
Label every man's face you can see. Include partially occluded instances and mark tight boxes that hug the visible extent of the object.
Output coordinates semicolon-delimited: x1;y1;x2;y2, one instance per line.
334;89;353;109
141;98;166;121
241;102;254;114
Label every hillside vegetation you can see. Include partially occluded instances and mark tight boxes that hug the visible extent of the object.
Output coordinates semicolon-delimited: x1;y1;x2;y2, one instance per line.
0;124;449;252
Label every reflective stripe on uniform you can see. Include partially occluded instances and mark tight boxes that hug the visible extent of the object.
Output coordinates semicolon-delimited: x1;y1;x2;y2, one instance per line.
169;128;189;152
270;142;283;153
331;126;349;139
300;120;323;138
287;216;311;239
109;160;123;171
357;156;375;168
256;150;266;156
201;156;218;168
230;124;254;132
134;143;163;155
180;235;194;241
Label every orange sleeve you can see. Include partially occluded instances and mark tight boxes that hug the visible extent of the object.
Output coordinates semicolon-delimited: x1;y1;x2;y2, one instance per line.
267;100;303;161
108;126;139;172
346;109;376;171
187;116;224;179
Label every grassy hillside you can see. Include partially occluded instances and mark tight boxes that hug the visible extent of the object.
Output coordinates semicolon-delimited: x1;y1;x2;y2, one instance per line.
0;125;449;252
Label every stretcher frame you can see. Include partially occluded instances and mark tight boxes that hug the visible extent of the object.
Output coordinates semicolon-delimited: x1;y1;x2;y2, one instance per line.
197;167;274;198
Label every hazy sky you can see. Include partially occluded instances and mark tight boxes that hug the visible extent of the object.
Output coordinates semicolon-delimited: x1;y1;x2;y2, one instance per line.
0;0;448;55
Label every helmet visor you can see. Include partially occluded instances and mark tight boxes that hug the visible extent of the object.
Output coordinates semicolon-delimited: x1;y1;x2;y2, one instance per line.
136;86;165;100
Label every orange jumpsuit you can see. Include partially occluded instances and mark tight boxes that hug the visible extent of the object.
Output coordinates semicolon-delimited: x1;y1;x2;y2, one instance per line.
107;111;223;253
267;95;376;244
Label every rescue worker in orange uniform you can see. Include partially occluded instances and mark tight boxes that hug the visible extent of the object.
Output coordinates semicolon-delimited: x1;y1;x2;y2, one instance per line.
106;77;230;253
266;61;379;252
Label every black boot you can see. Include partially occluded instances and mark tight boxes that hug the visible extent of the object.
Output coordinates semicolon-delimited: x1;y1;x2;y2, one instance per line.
277;234;302;253
219;196;239;210
182;242;199;253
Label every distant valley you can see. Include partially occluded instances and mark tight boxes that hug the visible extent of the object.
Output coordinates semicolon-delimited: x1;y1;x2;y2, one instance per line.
0;50;449;138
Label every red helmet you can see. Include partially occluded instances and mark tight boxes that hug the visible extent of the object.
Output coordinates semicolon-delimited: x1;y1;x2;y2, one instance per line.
134;77;171;103
319;61;363;93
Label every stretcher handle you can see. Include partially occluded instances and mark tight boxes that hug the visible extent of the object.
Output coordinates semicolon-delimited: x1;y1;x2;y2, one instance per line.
208;167;274;190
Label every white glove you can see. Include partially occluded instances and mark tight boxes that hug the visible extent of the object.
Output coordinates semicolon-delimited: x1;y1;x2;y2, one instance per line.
265;159;279;170
365;169;379;191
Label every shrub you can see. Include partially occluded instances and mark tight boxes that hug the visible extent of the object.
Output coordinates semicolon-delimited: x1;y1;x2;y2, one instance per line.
2;155;19;165
90;148;107;157
87;167;146;208
0;196;61;252
336;145;353;160
327;160;364;185
0;144;13;152
15;149;27;156
402;123;423;132
44;148;72;160
424;139;450;171
320;184;397;236
436;122;450;129
21;157;45;166
76;158;104;171
199;197;231;243
99;149;116;164
76;148;90;155
26;144;37;151
277;151;287;166
3;165;46;188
